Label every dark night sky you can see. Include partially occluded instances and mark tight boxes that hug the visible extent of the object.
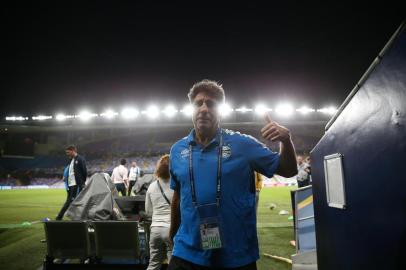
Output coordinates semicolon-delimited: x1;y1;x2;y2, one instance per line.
0;2;404;117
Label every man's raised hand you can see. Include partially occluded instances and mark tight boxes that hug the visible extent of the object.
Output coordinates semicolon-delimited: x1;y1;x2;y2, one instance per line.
260;114;291;143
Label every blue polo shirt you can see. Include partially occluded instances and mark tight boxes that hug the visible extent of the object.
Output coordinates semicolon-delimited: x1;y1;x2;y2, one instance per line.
170;128;280;267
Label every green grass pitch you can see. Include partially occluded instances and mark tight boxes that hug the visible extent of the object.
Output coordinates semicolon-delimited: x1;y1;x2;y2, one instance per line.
0;187;296;270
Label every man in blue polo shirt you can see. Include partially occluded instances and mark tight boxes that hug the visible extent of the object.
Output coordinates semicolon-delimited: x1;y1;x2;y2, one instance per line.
168;79;298;269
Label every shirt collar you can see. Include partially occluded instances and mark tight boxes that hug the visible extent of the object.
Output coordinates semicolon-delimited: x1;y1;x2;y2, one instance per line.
187;128;222;146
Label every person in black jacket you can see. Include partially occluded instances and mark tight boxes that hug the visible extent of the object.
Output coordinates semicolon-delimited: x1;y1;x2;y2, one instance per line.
56;145;88;220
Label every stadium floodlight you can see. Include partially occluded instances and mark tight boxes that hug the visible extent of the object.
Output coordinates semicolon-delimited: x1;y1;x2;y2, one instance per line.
219;103;233;117
121;107;139;120
144;105;160;119
55;114;74;121
77;111;98;121
5;116;26;121
55;114;66;121
317;106;338;115
275;103;294;117
162;105;178;118
32;115;53;121
181;104;194;117
101;109;118;119
296;106;315;115
254;104;271;116
235;106;253;113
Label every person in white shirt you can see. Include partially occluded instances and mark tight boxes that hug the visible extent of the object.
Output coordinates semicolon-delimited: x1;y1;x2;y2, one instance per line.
297;155;311;188
111;159;129;196
145;154;173;270
128;161;141;196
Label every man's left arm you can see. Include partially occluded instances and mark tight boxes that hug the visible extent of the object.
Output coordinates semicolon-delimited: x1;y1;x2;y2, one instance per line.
79;156;87;178
78;156;88;188
123;168;129;189
261;115;298;178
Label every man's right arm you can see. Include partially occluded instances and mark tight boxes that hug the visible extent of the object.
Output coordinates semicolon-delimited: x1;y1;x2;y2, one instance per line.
169;189;181;247
123;168;129;188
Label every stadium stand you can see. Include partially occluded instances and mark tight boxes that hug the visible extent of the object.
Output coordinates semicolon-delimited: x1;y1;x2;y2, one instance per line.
0;154;160;187
0;123;321;188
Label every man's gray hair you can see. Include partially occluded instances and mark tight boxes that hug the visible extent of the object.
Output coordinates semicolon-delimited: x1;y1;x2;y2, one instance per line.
188;79;225;103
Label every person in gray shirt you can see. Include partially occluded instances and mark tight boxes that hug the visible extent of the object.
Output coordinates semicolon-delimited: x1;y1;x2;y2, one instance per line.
145;154;173;270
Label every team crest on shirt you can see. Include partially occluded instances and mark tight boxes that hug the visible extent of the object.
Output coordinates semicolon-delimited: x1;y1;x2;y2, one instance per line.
222;145;232;159
180;148;190;159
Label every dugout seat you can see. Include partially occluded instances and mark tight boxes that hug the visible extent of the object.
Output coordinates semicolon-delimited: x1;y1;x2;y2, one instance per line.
92;221;141;262
139;221;151;259
44;221;91;262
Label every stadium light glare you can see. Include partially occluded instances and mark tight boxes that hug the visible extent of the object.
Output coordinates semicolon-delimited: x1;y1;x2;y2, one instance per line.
55;114;66;121
235;106;253;113
317;106;338;115
144;105;160;119
77;111;97;121
5;116;27;121
162;105;178;118
296;106;315;115
121;107;139;120
32;115;53;121
219;103;233;117
254;104;271;116
181;104;194;117
275;103;294;117
101;109;118;119
55;114;74;121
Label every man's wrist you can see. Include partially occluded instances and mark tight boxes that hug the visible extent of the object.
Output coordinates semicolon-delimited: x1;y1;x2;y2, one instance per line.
280;135;292;145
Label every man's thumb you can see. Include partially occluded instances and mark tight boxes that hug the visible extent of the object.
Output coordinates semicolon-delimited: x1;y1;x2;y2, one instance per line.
265;113;273;123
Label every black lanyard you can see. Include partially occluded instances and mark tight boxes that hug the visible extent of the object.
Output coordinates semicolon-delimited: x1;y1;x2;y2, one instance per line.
157;179;171;205
189;132;223;207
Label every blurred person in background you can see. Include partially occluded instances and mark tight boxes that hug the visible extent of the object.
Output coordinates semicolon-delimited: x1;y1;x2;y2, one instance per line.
56;145;87;220
128;161;141;196
255;172;263;214
145;154;173;270
297;155;311;188
111;158;129;196
304;156;312;185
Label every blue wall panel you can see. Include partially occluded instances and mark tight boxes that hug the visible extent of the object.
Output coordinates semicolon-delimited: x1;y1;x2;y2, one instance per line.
311;23;406;270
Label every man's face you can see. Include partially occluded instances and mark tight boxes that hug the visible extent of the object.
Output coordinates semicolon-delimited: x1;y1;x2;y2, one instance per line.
132;162;137;167
192;92;220;133
297;156;303;164
65;150;75;159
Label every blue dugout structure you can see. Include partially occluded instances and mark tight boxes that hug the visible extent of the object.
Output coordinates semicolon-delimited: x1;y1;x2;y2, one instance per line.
311;21;406;270
291;186;317;270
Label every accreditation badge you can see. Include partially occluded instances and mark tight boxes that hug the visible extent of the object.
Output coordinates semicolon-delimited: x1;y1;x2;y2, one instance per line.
196;203;222;250
200;220;222;250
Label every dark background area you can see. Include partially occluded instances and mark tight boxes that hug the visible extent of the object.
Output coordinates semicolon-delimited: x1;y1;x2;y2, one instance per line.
0;2;404;117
